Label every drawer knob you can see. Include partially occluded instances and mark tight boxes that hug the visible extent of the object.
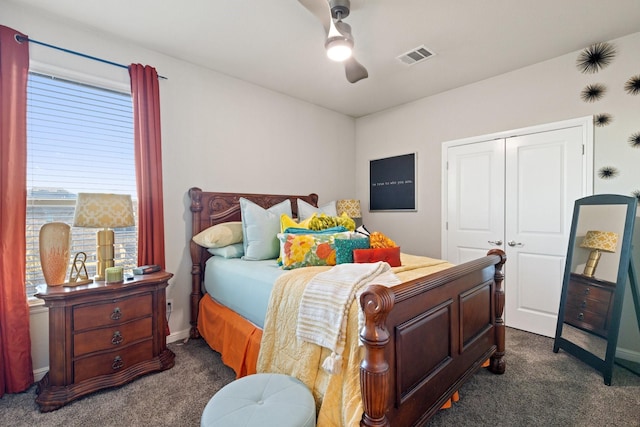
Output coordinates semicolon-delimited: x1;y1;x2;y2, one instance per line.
577;312;584;321
112;356;124;370
581;300;587;308
111;331;123;345
583;287;590;295
110;307;122;320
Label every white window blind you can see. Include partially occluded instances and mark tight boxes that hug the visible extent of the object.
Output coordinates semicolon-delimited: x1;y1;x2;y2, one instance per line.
26;73;137;297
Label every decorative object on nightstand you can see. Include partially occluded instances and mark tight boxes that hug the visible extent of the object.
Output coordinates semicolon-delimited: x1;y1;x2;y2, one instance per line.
67;252;92;286
38;222;71;286
73;193;135;281
34;271;175;412
579;230;618;277
336;199;362;227
104;266;124;283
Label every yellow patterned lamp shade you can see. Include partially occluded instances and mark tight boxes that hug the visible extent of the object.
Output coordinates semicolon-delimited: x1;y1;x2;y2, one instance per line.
73;193;135;228
579;230;618;277
580;230;618;252
73;193;135;281
336;199;362;218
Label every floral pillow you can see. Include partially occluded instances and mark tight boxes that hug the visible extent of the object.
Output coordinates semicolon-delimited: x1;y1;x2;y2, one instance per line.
278;232;349;270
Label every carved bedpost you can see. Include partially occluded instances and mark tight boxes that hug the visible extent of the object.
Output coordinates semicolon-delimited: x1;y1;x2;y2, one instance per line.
189;187;203;339
359;285;395;427
488;249;507;374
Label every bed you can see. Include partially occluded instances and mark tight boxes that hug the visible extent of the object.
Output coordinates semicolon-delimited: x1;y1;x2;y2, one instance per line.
188;187;506;427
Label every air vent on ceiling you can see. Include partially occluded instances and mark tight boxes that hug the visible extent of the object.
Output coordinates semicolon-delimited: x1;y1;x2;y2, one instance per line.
397;45;436;66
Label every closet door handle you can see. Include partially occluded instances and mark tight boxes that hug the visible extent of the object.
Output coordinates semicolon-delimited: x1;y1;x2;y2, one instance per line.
508;240;524;247
488;240;503;246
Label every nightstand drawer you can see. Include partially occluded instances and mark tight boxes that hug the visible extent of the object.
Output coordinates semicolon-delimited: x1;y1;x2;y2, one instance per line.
565;305;607;331
567;281;613;305
73;294;152;330
74;317;153;357
566;294;610;315
74;340;153;382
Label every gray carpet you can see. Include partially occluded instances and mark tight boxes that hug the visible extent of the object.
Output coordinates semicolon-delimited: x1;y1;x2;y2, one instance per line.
1;328;639;426
0;339;236;427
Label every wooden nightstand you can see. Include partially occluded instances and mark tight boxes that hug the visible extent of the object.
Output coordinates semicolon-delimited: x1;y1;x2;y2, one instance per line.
34;271;175;412
564;272;616;338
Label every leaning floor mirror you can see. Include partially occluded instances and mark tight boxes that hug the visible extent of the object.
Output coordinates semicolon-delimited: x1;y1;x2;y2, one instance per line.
553;194;640;385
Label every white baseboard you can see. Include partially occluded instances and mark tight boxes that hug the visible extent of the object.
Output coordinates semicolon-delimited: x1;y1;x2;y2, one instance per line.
33;367;48;382
166;327;192;344
616;347;640;364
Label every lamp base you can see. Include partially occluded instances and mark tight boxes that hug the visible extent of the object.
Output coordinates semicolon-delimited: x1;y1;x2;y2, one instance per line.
96;228;115;281
582;249;601;278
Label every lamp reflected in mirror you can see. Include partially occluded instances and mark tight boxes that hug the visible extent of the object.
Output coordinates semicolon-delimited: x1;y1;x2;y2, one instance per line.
579;230;618;278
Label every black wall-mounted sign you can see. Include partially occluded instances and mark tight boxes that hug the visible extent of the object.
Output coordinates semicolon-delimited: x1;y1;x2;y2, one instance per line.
369;153;416;211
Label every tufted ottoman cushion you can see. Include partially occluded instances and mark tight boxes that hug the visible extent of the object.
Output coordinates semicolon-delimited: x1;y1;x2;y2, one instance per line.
201;373;316;427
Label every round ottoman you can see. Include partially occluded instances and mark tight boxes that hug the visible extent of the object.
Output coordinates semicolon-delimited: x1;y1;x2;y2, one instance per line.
201;373;316;427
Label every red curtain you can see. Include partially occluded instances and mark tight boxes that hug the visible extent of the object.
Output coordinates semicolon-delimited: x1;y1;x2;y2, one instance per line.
0;25;34;396
129;64;166;269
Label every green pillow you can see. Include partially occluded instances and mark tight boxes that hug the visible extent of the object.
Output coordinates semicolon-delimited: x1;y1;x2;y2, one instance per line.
335;236;370;264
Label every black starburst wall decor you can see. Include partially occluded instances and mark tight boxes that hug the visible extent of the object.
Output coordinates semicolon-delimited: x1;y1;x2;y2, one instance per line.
598;166;618;179
580;83;607;103
625;75;640;95
593;113;613;127
576;42;616;74
629;131;640;148
633;190;640;204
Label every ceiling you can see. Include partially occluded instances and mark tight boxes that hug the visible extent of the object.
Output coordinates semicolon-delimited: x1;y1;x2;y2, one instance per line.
11;0;640;117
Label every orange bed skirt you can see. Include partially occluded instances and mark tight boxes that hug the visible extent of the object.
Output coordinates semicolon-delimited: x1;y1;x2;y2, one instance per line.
197;295;262;378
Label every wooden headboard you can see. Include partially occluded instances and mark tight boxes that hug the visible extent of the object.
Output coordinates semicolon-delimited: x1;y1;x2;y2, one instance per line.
188;187;319;338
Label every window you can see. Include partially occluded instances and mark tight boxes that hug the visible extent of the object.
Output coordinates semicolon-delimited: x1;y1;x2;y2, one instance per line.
25;73;137;297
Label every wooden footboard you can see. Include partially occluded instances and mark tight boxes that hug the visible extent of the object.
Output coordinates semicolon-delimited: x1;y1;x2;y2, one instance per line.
359;249;506;427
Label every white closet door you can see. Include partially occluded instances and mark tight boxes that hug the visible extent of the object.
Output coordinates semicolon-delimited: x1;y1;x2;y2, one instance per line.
504;126;585;337
445;139;505;263
444;120;590;338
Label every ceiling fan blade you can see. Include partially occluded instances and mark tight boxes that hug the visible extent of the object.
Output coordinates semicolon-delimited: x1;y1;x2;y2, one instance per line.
345;57;368;83
298;0;331;34
334;20;353;40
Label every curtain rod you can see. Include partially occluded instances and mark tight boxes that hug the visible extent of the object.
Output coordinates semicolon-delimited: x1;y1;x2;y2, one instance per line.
15;34;168;80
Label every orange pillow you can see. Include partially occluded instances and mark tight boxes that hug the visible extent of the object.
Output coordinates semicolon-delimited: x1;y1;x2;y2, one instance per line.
352;247;401;267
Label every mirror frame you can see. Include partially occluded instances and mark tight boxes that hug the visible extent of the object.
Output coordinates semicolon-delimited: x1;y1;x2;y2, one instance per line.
553;194;638;385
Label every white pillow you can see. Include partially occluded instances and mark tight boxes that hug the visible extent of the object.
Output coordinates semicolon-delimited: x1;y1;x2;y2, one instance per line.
240;198;292;260
298;199;337;221
192;221;243;248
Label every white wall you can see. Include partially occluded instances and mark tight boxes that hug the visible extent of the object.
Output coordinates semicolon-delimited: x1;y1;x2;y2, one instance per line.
1;1;356;376
355;32;640;357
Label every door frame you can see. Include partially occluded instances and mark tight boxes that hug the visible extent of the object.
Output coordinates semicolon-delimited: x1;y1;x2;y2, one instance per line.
441;116;594;258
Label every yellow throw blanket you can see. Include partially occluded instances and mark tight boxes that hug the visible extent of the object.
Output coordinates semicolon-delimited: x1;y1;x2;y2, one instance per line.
257;254;454;427
296;262;401;375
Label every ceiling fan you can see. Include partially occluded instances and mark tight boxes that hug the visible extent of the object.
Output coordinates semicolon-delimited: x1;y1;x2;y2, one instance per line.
298;0;368;83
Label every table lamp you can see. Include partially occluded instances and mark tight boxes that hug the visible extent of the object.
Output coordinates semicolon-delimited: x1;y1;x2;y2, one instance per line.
579;230;618;278
337;199;362;227
73;193;135;281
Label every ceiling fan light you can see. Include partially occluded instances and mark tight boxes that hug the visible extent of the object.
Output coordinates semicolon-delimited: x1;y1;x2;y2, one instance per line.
326;38;353;62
